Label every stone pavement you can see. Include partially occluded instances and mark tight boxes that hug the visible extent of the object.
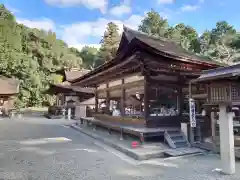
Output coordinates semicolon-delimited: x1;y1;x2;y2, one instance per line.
0;117;240;179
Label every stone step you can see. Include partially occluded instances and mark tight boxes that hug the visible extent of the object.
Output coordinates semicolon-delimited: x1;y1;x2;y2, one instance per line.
164;130;189;149
171;136;184;141
175;141;189;148
168;132;182;136
173;139;188;143
164;147;205;157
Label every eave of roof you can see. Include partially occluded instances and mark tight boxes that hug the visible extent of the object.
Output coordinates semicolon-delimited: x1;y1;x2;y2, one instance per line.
192;64;240;83
50;68;91;82
123;26;224;67
45;82;95;95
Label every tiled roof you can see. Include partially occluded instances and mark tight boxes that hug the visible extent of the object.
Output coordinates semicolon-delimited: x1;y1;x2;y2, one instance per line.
123;26;223;66
193;63;240;82
46;81;94;94
52;68;90;81
64;69;90;81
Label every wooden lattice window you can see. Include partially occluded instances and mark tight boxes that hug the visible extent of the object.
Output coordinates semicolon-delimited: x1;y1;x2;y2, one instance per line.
231;84;240;101
209;85;229;103
208;83;240;104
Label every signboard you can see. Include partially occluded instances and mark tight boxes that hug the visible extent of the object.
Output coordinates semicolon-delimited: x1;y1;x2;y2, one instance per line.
189;98;196;127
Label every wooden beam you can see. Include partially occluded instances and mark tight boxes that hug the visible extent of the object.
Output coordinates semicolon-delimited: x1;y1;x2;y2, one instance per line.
106;83;110;113
87;65;141;87
178;77;184;115
97;80;144;94
144;75;150;120
147;68;200;77
148;78;186;87
121;79;125;116
95;88;98;113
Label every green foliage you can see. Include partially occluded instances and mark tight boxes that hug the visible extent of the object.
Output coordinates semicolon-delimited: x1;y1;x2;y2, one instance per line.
139;10;240;65
0;5;91;108
139;9;169;37
98;22;120;62
79;46;101;70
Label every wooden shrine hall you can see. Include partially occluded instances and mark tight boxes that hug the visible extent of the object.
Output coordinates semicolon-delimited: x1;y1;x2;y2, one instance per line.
71;26;222;143
47;67;91;106
45;68;94;118
0;76;20;117
46;81;94;106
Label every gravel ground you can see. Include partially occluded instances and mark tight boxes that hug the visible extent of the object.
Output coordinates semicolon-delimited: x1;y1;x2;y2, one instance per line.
0;117;239;180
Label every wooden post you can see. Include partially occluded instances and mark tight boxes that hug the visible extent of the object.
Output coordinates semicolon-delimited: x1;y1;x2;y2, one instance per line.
95;88;98;113
121;79;125;116
178;84;183;115
106;83;110;114
144;75;149;121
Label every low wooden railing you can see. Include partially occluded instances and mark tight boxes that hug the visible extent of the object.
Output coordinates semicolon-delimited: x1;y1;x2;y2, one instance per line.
94;114;145;126
146;116;182;128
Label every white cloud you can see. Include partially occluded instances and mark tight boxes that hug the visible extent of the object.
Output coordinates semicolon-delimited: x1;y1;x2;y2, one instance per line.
17;18;55;31
109;4;131;17
158;0;174;4
61;14;144;48
44;0;108;13
124;14;144;30
181;5;199;12
5;4;20;14
15;11;144;51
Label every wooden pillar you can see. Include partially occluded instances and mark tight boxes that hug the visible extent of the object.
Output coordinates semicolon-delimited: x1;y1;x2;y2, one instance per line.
106;83;110;114
63;95;66;106
95;88;98;113
144;75;149;120
121;79;125;116
178;85;184;115
178;76;185;115
56;94;59;106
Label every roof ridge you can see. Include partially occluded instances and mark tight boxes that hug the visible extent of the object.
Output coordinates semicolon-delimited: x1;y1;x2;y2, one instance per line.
123;25;179;45
123;25;222;66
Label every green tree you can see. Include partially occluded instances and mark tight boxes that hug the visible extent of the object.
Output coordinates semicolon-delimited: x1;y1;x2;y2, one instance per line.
165;23;199;52
0;4;89;108
98;22;120;62
80;46;102;69
200;21;239;64
138;9;169;37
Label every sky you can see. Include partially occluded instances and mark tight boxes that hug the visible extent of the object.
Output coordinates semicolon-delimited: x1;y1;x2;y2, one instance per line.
1;0;239;50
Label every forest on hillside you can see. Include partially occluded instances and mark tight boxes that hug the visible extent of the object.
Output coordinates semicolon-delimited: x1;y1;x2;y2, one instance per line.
1;4;240;108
